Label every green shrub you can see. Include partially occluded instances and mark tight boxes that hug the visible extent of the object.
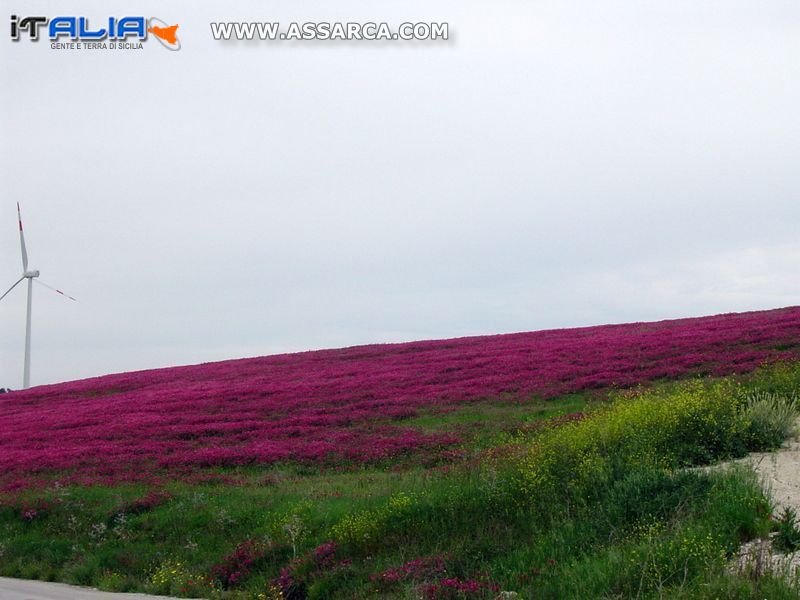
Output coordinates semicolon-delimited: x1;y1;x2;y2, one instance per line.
774;507;800;553
600;468;711;528
329;492;416;546
627;526;727;592
742;391;798;451
701;466;771;543
506;380;752;516
96;570;130;592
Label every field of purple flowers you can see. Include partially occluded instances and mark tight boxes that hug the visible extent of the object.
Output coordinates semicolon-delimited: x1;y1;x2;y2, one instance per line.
2;306;800;490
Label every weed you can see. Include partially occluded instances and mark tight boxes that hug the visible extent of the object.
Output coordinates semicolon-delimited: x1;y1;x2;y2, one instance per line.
774;507;800;553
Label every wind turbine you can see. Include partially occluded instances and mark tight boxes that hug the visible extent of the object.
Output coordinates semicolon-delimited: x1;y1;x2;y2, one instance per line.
1;204;75;389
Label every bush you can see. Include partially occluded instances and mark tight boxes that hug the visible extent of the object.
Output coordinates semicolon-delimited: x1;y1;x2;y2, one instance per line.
329;492;416;546
506;380;753;517
773;507;800;553
148;558;207;596
742;391;798;450
209;540;267;589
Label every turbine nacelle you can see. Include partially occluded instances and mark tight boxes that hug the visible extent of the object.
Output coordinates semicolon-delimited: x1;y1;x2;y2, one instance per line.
23;270;40;279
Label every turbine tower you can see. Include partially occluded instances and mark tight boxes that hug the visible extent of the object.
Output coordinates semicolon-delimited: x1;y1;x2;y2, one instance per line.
1;204;75;389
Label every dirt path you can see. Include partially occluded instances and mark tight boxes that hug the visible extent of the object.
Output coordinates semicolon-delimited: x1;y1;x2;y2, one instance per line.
0;577;177;600
733;434;800;514
717;426;800;578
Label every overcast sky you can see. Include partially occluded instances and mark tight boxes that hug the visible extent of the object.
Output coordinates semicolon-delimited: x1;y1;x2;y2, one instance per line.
1;0;799;387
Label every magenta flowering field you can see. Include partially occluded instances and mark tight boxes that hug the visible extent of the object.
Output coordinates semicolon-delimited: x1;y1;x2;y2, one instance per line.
2;306;800;489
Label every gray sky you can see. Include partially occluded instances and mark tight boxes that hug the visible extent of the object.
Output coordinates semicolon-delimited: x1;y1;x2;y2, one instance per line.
2;0;799;387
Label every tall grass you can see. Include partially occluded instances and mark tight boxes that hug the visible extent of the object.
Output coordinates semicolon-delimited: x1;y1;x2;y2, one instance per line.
743;391;798;450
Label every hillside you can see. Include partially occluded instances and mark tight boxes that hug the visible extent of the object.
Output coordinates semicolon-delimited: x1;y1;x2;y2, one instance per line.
2;308;800;599
2;307;800;491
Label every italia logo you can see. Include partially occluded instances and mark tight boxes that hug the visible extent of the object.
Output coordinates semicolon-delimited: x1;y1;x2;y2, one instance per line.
10;15;180;50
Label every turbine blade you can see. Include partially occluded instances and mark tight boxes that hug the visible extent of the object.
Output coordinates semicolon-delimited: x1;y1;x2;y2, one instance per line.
0;276;24;302
35;280;76;302
17;203;28;271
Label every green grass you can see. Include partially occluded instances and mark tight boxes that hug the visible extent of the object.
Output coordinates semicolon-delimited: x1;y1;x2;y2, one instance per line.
400;392;591;449
2;364;800;598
